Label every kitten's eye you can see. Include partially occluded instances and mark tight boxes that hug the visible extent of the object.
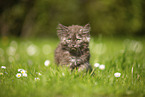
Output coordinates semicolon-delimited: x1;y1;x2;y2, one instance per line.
76;38;81;42
77;39;81;40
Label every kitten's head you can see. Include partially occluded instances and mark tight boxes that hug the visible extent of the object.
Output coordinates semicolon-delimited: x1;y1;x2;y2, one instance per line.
57;24;90;51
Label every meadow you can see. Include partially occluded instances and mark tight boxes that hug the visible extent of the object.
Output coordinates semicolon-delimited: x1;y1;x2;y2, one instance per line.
0;36;145;97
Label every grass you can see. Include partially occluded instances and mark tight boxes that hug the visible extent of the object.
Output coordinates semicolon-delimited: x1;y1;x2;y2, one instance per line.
0;36;145;97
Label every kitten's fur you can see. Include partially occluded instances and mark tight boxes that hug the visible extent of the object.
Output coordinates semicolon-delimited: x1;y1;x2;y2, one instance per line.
55;24;91;72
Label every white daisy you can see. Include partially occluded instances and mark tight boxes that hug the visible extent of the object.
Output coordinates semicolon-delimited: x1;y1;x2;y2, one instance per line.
44;60;50;66
21;70;26;74
0;73;3;75
16;73;21;78
99;64;105;70
18;69;24;72
35;77;40;81
114;72;121;77
94;63;100;67
1;66;6;69
22;73;27;77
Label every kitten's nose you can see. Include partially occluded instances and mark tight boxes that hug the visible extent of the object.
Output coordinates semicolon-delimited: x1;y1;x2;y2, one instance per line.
72;44;77;48
72;44;75;47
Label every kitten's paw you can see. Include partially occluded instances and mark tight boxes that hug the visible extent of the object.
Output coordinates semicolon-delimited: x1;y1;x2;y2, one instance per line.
70;57;77;66
76;59;82;65
78;63;91;72
70;62;74;66
70;58;76;62
78;65;86;72
70;62;76;67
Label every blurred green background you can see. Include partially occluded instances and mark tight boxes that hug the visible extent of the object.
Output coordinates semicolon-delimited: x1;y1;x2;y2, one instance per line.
0;0;145;37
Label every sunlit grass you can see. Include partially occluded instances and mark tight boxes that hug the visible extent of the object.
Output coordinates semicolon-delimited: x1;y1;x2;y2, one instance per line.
0;36;145;97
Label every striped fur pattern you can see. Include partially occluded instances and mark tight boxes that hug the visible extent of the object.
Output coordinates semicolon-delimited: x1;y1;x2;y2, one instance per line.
55;24;92;72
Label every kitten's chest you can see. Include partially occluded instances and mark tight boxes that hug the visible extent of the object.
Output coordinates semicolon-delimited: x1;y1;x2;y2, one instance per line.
69;49;83;57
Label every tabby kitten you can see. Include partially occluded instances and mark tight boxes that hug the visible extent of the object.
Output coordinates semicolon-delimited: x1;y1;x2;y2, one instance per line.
55;24;91;72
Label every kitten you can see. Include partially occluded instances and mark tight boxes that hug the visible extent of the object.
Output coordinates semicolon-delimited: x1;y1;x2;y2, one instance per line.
55;24;92;72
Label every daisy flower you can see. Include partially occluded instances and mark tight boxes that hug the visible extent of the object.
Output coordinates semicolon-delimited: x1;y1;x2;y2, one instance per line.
21;70;26;74
1;66;6;69
22;73;27;77
94;63;100;67
44;60;50;66
0;73;3;75
99;64;105;70
114;72;121;77
18;69;24;72
16;73;21;78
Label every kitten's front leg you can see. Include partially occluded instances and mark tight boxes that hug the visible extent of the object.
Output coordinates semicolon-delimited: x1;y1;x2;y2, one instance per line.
78;62;92;72
76;49;90;65
69;57;77;69
72;55;89;66
76;58;82;65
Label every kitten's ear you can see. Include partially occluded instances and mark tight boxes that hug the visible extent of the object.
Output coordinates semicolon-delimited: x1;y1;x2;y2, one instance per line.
57;24;68;38
83;24;90;33
84;24;90;30
57;24;68;30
